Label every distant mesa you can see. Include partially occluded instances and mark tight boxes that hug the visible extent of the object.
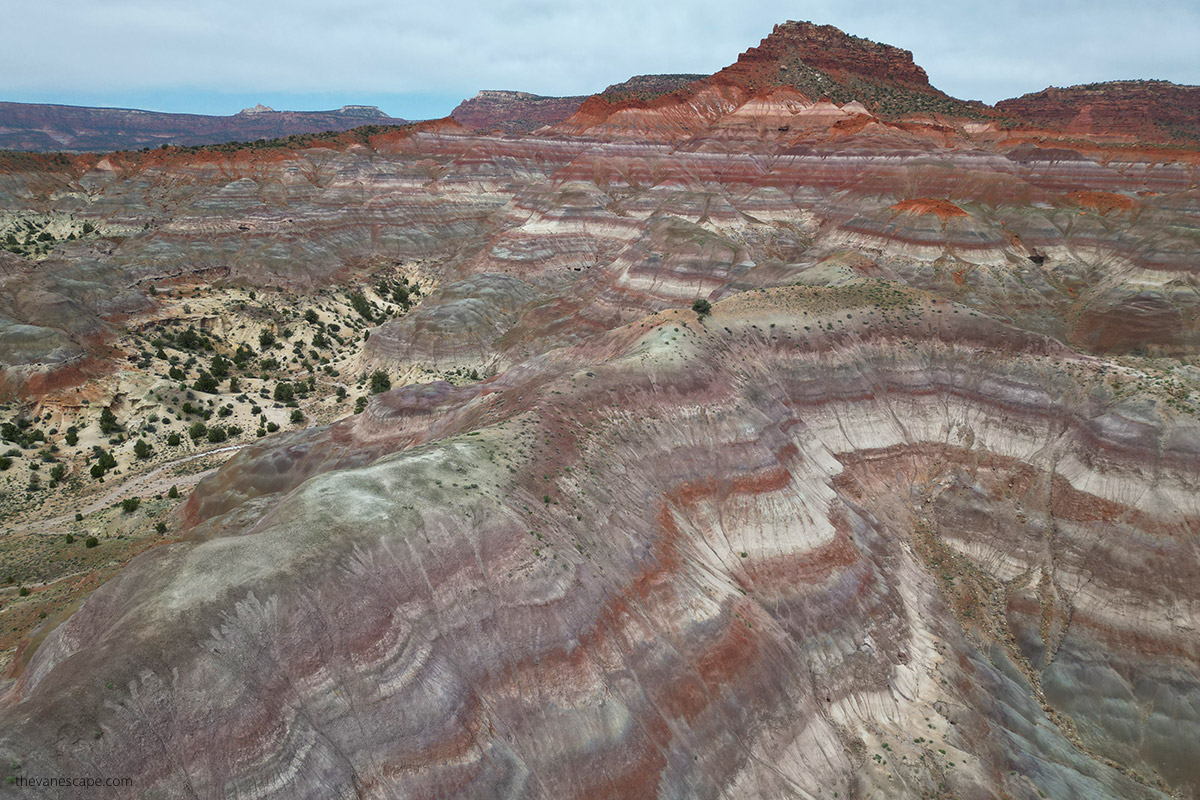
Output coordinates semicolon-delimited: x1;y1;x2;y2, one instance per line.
336;104;389;118
0;101;407;152
237;103;387;118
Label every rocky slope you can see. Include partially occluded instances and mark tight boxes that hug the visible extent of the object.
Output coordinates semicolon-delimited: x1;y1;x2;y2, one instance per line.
0;102;406;152
451;91;588;134
5;285;1200;799
449;76;707;135
998;80;1200;143
1;19;1199;800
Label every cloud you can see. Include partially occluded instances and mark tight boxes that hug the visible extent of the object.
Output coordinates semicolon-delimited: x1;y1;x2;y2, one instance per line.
1;0;1196;115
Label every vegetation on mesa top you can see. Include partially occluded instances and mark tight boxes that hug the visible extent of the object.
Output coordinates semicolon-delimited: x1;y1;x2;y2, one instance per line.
0;121;416;165
154;122;416;156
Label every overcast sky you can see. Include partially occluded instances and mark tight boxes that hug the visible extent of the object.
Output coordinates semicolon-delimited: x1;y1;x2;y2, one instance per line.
4;0;1198;119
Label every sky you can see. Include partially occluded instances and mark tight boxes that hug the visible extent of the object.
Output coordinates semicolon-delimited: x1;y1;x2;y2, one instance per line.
3;0;1198;119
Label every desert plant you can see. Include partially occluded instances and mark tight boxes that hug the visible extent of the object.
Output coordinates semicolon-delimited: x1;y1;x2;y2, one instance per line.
369;370;391;395
99;407;120;433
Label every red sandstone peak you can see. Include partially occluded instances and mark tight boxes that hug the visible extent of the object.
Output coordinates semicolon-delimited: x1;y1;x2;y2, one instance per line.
550;20;984;140
717;20;932;91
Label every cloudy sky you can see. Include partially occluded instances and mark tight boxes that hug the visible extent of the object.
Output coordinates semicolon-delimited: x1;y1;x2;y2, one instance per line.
4;0;1198;118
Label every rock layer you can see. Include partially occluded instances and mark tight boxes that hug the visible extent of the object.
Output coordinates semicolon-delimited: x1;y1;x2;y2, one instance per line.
4;288;1200;798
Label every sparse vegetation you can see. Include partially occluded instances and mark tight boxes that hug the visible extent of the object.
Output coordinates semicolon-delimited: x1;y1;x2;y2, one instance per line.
369;370;391;394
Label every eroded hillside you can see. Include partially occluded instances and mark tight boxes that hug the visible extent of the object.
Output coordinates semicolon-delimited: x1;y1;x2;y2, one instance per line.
1;19;1199;800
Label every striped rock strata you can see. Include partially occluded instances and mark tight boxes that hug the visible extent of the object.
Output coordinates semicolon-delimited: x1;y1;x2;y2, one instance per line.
3;285;1200;798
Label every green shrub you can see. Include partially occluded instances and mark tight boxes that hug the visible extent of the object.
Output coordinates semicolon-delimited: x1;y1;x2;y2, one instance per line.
392;285;410;308
193;371;219;394
369;370;391;395
349;292;374;321
99;407;120;433
121;497;140;514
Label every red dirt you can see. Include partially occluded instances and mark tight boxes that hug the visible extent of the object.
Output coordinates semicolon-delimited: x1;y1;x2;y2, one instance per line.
890;198;969;219
1067;190;1135;214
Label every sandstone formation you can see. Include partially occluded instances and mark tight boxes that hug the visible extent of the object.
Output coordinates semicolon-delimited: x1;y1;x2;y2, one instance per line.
998;80;1200;143
451;91;588;134
550;21;990;141
1;18;1199;800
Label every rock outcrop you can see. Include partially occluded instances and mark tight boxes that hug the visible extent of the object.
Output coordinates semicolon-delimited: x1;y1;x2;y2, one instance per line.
998;80;1200;143
551;20;989;141
451;91;588;134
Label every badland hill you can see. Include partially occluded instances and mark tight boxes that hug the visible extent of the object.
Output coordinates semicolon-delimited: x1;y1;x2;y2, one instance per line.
1;20;1199;800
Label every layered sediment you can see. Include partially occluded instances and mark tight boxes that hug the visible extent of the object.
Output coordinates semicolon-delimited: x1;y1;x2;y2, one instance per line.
1;18;1199;800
